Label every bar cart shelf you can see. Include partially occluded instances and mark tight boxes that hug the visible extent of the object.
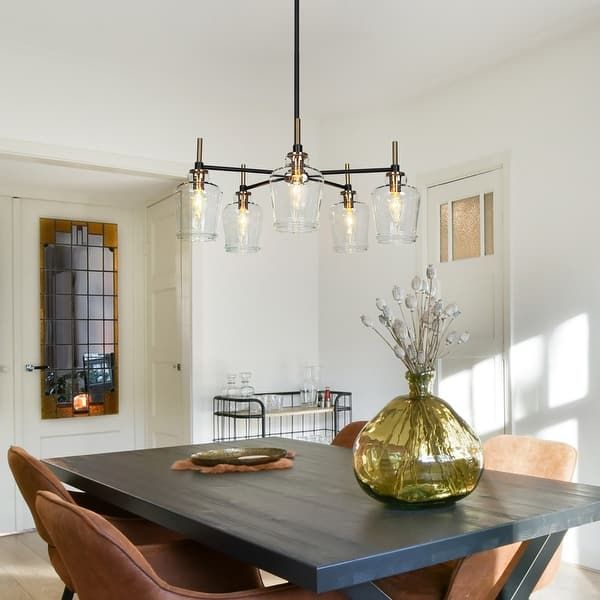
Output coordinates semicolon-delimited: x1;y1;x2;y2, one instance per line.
213;391;352;443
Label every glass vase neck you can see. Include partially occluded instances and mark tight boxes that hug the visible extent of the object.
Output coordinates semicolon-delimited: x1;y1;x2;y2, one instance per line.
406;370;435;397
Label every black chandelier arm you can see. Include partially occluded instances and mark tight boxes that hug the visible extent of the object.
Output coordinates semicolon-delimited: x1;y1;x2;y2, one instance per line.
203;164;273;175
321;166;404;176
245;179;273;191
321;179;346;190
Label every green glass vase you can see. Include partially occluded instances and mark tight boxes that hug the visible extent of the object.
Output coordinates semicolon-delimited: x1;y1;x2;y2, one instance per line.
353;371;483;508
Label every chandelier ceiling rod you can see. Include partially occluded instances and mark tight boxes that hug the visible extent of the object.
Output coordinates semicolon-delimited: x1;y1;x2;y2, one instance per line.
192;0;396;185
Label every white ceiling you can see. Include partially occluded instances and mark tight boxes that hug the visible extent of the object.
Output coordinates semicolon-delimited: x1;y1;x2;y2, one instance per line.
1;0;599;118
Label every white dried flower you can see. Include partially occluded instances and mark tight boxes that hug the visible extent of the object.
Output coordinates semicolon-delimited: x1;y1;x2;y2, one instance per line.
405;294;417;310
360;314;373;328
392;319;404;336
444;303;458;317
393;345;405;359
360;267;468;374
392;286;405;302
446;331;458;345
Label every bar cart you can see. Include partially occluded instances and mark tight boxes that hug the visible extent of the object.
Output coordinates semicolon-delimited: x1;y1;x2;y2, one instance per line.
213;390;352;443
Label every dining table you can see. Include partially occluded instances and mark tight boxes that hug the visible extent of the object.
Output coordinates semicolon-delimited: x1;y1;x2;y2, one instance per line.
45;437;600;600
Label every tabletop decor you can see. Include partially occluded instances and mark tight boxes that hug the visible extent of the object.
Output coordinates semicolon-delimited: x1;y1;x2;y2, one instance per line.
355;264;483;508
171;449;295;474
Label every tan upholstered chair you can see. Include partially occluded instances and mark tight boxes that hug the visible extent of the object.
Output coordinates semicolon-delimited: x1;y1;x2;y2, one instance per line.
8;446;262;600
36;490;347;600
331;420;367;448
445;435;577;598
330;430;577;599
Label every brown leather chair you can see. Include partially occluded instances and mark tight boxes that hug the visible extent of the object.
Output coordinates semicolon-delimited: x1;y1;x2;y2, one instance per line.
36;490;347;600
331;420;367;448
330;430;577;599
8;446;262;600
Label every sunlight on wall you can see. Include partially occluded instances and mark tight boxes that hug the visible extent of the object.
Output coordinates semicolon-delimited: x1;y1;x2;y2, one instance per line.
471;357;500;434
510;335;544;421
537;418;579;564
548;314;589;408
439;367;471;422
439;356;504;436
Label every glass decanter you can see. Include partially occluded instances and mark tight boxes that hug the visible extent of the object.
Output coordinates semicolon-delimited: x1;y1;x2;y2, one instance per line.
239;371;255;397
221;373;239;397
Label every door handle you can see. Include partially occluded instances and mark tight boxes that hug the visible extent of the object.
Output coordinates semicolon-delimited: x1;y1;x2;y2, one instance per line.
25;364;48;372
172;363;181;371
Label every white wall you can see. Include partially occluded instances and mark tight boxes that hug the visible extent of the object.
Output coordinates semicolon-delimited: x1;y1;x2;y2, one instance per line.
318;23;600;568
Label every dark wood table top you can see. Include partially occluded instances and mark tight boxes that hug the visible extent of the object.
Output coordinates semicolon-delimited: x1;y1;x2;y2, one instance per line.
46;438;600;594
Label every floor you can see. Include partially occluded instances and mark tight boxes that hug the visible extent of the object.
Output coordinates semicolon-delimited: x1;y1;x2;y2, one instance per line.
1;531;599;599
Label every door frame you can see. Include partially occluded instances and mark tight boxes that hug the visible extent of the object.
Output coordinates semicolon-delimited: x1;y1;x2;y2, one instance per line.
416;153;512;433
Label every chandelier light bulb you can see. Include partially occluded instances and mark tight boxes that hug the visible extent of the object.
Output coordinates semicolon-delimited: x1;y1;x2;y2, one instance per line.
223;167;263;253
330;165;369;254
191;186;207;222
271;150;322;233
344;207;355;238
372;142;420;244
388;190;403;224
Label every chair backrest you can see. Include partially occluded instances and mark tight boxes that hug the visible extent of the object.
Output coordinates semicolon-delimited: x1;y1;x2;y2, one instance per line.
35;491;345;600
7;445;74;543
331;421;368;448
445;434;577;600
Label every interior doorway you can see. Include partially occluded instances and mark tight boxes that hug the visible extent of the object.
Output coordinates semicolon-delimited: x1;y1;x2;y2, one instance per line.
425;167;508;438
0;149;181;534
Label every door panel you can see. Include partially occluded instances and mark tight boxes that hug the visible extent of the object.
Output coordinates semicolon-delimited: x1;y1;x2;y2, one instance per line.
426;170;506;438
147;193;188;447
14;197;143;531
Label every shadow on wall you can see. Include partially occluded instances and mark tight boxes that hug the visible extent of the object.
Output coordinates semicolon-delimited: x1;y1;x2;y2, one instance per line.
438;313;590;564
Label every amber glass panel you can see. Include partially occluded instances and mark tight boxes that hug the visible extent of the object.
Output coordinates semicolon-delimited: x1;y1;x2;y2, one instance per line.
452;196;480;260
484;192;494;256
440;203;448;263
40;218;118;419
103;223;118;248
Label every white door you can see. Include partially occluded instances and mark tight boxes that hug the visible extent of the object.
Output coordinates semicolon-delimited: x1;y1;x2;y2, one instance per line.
146;192;190;447
13;197;145;531
426;169;507;438
0;198;16;532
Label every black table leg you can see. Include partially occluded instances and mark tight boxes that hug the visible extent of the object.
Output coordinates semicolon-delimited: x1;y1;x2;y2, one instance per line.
497;531;566;600
345;581;392;599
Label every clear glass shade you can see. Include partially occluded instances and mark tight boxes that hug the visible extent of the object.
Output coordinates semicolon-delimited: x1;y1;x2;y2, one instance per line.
330;200;369;253
222;200;262;254
177;173;223;242
372;183;420;244
270;155;323;233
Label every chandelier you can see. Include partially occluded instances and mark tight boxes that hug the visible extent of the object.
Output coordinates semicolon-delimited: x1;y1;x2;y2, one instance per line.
176;0;420;254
